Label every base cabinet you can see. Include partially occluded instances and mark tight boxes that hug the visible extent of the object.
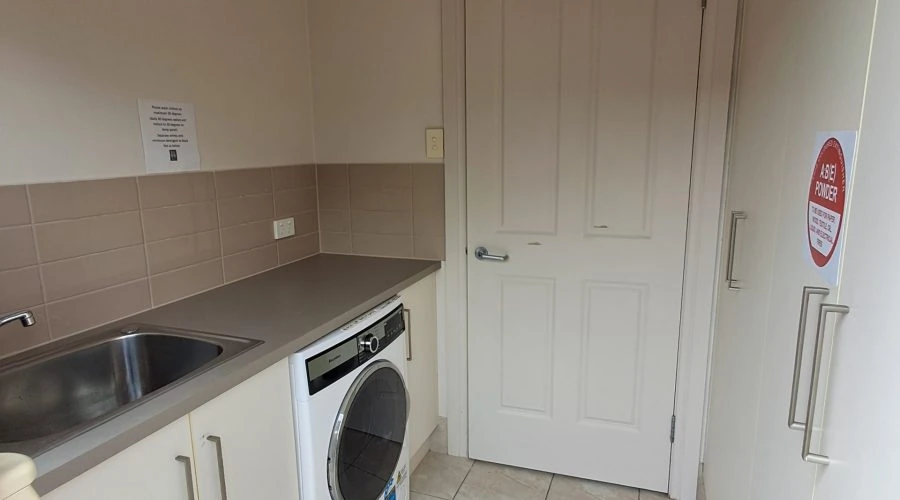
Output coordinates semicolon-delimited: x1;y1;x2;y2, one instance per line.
399;272;440;468
43;417;197;500
45;359;299;500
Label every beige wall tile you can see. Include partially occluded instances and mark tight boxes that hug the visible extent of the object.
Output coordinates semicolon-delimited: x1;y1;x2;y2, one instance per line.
316;164;349;186
414;237;445;260
351;233;413;258
294;211;319;235
0;306;51;359
47;279;151;338
0;226;38;271
29;178;139;223
142;201;218;242
320;209;350;232
350;187;413;212
218;194;274;227
35;212;143;262
349;164;412;188
321;232;352;254
273;165;316;190
351;210;412;235
146;230;221;275
42;245;147;302
221;221;274;255
223;244;278;282
414;210;445;237
0;267;43;313
139;172;216;209
275;187;317;217
150;259;224;306
413;164;445;213
278;232;319;264
318;183;350;210
0;186;31;227
215;168;273;199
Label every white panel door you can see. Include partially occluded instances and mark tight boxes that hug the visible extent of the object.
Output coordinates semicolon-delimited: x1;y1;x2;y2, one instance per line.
466;0;702;491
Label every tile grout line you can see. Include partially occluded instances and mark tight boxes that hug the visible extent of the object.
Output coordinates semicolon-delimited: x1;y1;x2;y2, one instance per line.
450;460;476;500
134;178;155;307
213;171;228;281
24;184;52;340
544;474;555;500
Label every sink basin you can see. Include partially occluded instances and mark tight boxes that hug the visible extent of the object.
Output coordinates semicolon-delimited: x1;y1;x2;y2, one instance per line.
0;325;261;456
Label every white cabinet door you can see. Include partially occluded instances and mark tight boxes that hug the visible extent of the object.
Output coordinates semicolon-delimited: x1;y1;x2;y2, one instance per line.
399;272;439;467
189;359;300;500
745;0;875;499
44;417;197;500
811;3;900;496
703;0;796;496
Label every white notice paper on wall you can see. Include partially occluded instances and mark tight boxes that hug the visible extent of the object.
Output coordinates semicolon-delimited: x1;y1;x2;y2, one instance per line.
138;99;201;173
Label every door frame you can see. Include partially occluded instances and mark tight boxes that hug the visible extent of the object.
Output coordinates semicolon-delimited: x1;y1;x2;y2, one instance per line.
439;0;740;498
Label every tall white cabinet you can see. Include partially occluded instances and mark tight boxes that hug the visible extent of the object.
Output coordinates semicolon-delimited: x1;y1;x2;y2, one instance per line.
704;0;877;499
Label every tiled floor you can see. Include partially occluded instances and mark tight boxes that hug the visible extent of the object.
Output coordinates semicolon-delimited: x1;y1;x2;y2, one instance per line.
410;451;670;500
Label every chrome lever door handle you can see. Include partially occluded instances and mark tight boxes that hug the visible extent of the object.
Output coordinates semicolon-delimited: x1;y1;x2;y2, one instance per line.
474;247;509;262
802;303;849;465
789;286;830;431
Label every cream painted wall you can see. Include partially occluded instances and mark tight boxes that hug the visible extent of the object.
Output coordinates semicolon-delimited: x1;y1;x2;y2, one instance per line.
0;0;315;185
308;0;444;164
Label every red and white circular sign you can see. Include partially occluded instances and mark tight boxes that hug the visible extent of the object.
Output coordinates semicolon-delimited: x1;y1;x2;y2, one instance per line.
807;137;847;268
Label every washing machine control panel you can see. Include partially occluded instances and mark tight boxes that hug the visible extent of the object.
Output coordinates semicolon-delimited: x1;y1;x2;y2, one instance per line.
306;304;405;396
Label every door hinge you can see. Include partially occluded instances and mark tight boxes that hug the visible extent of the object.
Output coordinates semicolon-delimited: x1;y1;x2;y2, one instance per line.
670;415;677;443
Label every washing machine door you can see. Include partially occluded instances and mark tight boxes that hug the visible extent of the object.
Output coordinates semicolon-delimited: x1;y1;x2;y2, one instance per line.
328;359;408;500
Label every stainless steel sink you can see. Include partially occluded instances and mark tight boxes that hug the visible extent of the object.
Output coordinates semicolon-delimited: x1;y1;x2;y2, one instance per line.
0;325;261;456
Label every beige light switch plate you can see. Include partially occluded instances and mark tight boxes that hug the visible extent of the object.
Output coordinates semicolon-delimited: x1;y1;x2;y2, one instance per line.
426;128;444;159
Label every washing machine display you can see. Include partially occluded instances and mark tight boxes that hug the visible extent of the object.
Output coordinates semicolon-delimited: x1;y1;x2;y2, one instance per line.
328;360;408;500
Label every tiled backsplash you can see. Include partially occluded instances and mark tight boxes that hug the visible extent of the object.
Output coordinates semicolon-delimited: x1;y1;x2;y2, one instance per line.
0;166;318;358
317;163;445;260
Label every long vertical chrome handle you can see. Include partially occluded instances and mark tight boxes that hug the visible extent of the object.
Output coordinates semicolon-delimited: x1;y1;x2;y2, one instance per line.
789;286;830;431
403;308;412;361
207;435;229;500
802;303;849;465
175;455;196;500
725;211;747;290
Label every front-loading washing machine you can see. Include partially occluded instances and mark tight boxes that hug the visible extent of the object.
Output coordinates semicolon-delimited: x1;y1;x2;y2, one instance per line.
291;296;410;500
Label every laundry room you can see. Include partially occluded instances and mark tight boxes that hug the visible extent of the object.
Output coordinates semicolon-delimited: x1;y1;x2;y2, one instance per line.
3;1;900;499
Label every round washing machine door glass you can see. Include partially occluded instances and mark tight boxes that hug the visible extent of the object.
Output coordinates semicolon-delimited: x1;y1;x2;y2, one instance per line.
328;360;408;500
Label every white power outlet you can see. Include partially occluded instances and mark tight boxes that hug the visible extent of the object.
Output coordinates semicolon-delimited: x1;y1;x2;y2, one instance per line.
426;128;444;159
273;217;296;239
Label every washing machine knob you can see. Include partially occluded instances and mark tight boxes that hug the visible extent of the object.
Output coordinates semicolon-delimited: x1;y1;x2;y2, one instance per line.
359;334;380;354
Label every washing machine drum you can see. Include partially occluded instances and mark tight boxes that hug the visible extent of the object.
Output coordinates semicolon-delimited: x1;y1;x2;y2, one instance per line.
328;360;408;500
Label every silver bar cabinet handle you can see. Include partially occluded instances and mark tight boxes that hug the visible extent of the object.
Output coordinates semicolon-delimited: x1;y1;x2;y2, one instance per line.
474;246;509;262
802;303;849;465
175;455;197;500
403;308;412;361
725;211;747;290
789;286;830;431
207;435;229;500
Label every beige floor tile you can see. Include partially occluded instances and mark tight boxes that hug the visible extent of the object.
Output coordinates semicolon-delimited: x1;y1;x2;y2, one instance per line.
410;451;473;499
411;493;445;500
454;461;552;500
547;474;639;500
639;490;670;499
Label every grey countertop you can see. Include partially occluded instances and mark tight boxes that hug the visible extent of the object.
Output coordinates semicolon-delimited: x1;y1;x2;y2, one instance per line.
30;254;441;494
